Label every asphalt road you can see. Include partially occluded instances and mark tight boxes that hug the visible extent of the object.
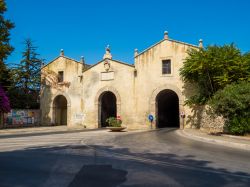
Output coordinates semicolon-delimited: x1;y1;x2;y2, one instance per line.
0;128;249;187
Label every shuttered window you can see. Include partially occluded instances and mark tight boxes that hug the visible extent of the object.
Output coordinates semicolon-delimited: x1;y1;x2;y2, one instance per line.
162;60;171;74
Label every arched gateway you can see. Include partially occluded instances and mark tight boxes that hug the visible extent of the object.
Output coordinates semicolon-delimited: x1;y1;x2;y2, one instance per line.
53;95;67;125
98;91;117;127
149;84;184;129
156;89;179;128
95;86;121;128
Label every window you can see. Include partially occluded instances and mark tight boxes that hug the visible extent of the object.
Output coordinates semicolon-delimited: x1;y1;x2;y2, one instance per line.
162;60;171;74
58;71;64;82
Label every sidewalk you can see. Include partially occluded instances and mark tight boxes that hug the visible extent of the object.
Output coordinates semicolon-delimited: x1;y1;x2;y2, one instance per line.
176;129;250;151
0;126;96;139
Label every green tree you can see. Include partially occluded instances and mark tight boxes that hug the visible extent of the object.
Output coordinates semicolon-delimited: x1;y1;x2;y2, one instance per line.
180;44;250;104
15;39;42;93
0;0;14;90
0;60;11;90
10;39;43;109
209;82;250;135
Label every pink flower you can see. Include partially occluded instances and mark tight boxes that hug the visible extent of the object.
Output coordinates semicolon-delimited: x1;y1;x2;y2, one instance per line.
0;85;11;113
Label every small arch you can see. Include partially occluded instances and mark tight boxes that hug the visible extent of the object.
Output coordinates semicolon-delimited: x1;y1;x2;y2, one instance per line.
94;86;121;128
95;86;121;105
99;91;117;127
51;92;71;126
51;92;71;107
53;95;68;125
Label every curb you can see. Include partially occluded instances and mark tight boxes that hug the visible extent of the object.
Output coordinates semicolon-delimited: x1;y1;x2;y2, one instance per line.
221;134;250;140
0;128;105;139
176;130;250;151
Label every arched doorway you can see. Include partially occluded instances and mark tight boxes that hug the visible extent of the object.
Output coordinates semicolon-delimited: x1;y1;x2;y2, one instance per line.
156;89;179;128
53;95;67;125
99;91;117;127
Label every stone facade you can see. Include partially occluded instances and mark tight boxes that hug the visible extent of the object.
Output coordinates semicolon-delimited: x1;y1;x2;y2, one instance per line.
185;105;226;133
40;33;203;130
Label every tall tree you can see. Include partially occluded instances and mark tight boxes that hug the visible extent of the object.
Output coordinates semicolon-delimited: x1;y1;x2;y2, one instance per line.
10;39;43;109
15;39;42;93
0;0;14;90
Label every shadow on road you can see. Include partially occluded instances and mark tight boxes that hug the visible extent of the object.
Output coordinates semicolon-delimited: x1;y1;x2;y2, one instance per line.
0;143;249;187
69;165;127;187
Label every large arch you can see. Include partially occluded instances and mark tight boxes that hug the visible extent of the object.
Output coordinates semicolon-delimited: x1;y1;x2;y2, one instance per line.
95;86;121;128
51;92;71;126
149;84;184;129
156;89;179;128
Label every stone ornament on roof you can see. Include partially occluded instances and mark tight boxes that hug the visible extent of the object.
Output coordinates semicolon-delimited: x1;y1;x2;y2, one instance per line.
104;59;111;72
103;45;112;59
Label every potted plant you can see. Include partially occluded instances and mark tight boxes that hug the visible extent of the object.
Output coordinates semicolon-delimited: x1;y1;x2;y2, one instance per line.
106;116;126;131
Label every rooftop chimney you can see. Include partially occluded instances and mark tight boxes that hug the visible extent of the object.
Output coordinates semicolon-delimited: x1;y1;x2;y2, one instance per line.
199;39;203;48
60;49;64;56
164;31;168;40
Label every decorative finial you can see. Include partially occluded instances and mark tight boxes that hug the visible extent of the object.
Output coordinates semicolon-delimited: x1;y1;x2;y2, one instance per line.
199;39;203;48
60;49;64;56
80;56;85;63
103;45;112;59
81;56;85;72
105;45;110;52
164;31;168;40
134;48;138;57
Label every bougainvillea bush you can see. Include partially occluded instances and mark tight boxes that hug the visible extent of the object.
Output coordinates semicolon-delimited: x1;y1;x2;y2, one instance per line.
0;85;10;113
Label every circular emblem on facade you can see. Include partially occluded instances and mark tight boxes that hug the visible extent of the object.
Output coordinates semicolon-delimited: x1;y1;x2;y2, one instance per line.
104;60;110;71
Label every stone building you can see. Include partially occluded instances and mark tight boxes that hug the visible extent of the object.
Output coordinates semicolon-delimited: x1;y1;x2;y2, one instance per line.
40;32;203;130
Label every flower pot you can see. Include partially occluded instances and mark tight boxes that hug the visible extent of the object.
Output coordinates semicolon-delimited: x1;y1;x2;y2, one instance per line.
106;126;126;132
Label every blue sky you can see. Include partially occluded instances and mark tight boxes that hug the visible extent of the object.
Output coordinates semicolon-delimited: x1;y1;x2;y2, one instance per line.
5;0;250;65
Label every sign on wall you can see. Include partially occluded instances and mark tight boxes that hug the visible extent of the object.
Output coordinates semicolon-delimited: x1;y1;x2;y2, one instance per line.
74;113;85;121
101;72;114;81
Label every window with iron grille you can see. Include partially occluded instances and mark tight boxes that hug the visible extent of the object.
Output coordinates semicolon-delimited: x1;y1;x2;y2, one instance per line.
162;60;171;74
58;71;64;82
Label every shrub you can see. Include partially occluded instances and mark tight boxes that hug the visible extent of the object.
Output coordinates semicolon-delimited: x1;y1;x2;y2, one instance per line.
227;117;250;135
106;117;122;127
209;82;250;135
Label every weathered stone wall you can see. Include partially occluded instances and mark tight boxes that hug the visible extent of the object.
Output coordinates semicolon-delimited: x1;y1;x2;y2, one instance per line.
185;105;226;133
